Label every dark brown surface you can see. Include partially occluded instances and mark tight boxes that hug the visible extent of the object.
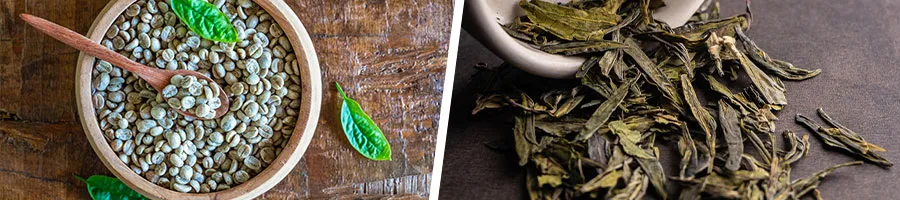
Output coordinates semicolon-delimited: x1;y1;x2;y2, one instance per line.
440;0;900;199
0;0;451;199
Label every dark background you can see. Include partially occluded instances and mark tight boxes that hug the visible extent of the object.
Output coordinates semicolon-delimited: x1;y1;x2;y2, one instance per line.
440;0;900;199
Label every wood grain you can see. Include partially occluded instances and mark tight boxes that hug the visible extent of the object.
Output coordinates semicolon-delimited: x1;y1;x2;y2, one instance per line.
0;0;451;198
19;13;169;89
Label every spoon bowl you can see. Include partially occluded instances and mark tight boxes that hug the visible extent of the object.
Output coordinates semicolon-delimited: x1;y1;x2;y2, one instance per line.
20;13;229;119
463;0;704;78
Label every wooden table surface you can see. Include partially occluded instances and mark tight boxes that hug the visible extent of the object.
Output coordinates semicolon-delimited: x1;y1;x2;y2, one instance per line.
0;0;451;199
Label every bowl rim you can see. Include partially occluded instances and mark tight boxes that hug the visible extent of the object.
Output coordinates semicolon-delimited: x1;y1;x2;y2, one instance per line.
463;0;584;79
74;0;322;199
463;0;703;79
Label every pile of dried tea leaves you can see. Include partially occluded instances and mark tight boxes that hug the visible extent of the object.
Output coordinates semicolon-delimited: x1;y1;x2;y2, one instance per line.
471;0;892;199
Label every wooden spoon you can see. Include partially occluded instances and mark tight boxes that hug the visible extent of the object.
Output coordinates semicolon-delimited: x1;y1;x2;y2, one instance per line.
20;13;229;119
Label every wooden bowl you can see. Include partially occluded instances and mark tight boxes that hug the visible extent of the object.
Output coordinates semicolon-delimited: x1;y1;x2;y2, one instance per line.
74;0;322;199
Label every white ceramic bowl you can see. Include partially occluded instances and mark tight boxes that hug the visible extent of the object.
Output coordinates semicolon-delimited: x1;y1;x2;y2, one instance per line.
464;0;704;79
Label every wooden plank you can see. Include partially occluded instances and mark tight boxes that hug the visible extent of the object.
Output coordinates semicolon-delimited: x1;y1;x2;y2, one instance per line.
0;0;450;198
0;120;104;199
283;0;449;197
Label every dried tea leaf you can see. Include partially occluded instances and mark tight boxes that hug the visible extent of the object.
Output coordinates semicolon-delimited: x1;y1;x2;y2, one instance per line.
503;21;537;42
608;121;652;159
519;0;618;41
708;31;788;105
734;26;821;80
514;115;534;166
781;130;810;165
577;74;640;141
796;111;893;168
540;40;627;55
718;100;743;172
635;156;666;199
535;117;585;136
639;14;748;46
551;95;586;117
671;175;742;199
675;14;749;38
817;108;886;153
618;169;650;200
612;54;630;80
538;175;564;187
472;94;507;115
582;71;614;98
581;169;622;192
577;56;602;78
681;74;717;173
592;0;625;15
587;134;610;171
704;75;734;100
636;0;653;27
791;161;863;197
598;51;621;78
677;124;705;178
654;36;695;78
623;38;683;109
731;167;769;181
533;155;569;176
743;124;773;165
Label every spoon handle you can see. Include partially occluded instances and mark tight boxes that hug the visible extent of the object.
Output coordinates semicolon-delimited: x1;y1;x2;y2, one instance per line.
19;13;168;87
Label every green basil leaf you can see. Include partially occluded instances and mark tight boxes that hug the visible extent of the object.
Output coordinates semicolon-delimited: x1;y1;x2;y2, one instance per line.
336;82;392;161
75;175;149;200
170;0;240;42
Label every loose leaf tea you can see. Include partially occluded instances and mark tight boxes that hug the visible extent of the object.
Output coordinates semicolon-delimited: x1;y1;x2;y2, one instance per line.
717;100;742;172
577;74;639;141
471;0;889;199
337;83;392;161
791;161;863;197
75;175;149;200
796;108;892;168
170;0;240;42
